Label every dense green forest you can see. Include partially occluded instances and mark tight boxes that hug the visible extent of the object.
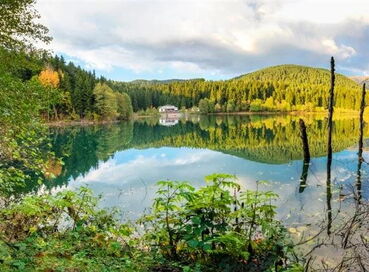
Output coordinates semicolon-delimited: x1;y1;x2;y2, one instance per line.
110;65;363;113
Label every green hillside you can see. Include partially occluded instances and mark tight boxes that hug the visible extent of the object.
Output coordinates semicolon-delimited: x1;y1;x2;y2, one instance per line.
111;64;363;112
230;64;363;111
235;64;357;86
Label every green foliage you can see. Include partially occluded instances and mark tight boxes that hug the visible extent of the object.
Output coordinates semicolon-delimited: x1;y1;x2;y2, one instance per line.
93;83;119;120
214;103;222;113
0;176;300;271
0;74;52;196
226;99;235;112
93;83;133;120
250;99;264;112
139;174;297;271
48;55;98;119
116;92;133;120
0;0;51;50
0;187;146;271
0;47;45;80
0;50;131;122
197;98;215;113
199;98;210;114
34;55;134;121
0;74;44;126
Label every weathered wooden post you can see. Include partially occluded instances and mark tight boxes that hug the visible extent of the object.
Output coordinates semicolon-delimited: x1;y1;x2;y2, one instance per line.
358;83;366;161
299;118;310;161
327;57;335;165
356;83;366;201
299;118;310;193
326;57;335;235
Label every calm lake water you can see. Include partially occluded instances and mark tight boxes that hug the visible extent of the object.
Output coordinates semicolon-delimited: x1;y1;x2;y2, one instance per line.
47;114;368;234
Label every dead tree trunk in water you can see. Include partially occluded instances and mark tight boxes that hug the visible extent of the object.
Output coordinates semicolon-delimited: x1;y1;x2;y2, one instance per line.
326;57;335;235
358;83;366;161
299;119;310;193
299;119;310;161
327;57;335;165
356;83;366;202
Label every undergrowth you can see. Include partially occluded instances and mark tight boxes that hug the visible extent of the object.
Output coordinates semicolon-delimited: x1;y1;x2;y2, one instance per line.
0;174;302;272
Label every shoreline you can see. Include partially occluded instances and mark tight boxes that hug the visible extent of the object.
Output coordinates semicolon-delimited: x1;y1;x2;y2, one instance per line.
208;109;360;116
210;111;289;116
45;109;362;127
46;119;121;127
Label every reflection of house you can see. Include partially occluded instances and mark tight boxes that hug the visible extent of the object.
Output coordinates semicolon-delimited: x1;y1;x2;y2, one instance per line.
159;118;179;126
159;105;178;113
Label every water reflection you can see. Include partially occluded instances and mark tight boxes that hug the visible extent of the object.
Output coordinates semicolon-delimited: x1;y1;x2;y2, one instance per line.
43;115;368;219
159;115;179;126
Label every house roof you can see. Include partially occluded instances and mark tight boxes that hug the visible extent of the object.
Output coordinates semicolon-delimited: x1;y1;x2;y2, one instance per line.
159;105;178;108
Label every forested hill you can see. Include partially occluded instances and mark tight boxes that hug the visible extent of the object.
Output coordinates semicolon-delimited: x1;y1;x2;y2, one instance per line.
234;64;356;85
110;64;363;113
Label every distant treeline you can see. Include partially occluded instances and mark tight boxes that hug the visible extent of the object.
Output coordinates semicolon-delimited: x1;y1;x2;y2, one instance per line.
110;65;364;113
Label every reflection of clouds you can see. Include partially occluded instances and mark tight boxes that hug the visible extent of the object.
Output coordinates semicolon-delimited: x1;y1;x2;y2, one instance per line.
68;147;368;227
75;148;220;184
75;160;117;183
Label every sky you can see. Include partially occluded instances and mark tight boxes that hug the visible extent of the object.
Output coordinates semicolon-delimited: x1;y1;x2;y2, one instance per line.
36;0;369;81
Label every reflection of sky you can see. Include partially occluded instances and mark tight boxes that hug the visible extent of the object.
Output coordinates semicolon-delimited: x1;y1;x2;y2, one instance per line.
66;147;369;226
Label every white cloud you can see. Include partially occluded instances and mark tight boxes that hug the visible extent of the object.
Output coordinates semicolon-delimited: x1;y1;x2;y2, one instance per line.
36;0;369;78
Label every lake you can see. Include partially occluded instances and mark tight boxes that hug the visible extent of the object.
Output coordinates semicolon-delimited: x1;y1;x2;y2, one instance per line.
42;115;366;238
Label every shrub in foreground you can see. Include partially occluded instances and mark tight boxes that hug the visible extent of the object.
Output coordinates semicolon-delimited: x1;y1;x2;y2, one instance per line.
0;174;302;271
141;174;300;271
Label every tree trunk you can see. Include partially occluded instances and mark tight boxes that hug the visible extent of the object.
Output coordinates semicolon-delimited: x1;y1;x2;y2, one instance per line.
299;119;310;161
53;105;59;121
356;83;366;202
299;118;310;193
326;57;335;235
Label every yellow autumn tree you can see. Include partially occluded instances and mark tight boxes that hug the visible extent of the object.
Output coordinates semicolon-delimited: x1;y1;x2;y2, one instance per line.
38;67;61;120
38;67;60;88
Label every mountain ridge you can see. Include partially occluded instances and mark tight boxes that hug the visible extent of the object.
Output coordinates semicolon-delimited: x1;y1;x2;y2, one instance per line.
119;64;360;85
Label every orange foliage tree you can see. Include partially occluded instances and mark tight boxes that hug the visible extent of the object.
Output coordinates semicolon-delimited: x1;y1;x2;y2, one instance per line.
38;67;61;120
38;68;60;88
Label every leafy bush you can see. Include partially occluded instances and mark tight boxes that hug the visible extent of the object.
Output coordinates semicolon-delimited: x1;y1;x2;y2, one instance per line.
0;175;301;271
0;74;53;197
93;83;132;121
0;187;145;271
140;174;299;271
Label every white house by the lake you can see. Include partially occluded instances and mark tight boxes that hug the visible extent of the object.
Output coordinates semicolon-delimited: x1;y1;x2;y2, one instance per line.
158;105;178;113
